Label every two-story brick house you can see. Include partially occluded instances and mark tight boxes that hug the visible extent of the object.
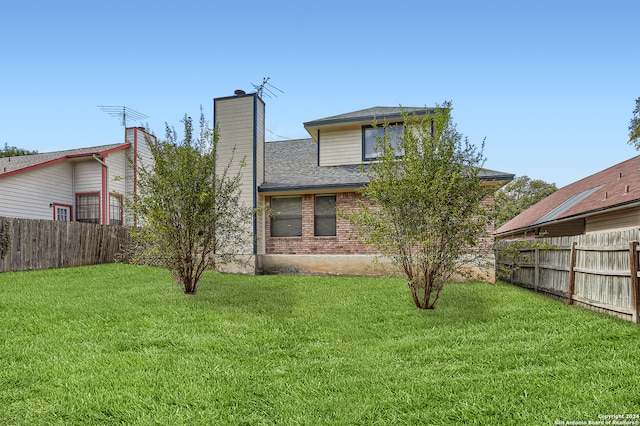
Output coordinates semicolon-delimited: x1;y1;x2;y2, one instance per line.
214;91;514;278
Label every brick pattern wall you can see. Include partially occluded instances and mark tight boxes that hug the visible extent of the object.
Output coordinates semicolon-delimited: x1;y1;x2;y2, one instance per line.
264;192;496;255
265;193;378;255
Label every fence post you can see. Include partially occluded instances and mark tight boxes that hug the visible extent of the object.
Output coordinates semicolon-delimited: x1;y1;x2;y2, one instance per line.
630;241;639;324
534;246;539;292
567;241;577;305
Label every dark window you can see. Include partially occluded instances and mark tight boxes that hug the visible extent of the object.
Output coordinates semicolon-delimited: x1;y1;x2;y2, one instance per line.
271;196;302;237
315;195;336;236
363;124;404;160
77;193;100;224
109;194;123;225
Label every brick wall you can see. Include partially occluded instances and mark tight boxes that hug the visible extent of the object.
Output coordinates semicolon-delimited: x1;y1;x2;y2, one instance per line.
264;192;496;256
265;192;378;255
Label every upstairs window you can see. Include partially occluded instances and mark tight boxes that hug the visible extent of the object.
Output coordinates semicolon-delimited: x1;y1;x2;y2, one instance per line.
363;124;404;160
270;196;302;237
109;194;123;225
314;195;336;236
77;193;100;224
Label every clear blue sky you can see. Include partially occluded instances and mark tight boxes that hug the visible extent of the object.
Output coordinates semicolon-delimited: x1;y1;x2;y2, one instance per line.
2;0;638;188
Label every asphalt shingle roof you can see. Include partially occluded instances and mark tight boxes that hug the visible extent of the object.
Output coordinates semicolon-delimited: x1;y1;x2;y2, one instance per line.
261;139;369;192
261;138;514;192
496;155;640;236
303;106;432;127
0;143;128;177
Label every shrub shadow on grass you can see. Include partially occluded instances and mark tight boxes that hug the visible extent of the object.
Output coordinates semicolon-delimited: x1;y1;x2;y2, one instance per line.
434;283;493;325
188;273;297;316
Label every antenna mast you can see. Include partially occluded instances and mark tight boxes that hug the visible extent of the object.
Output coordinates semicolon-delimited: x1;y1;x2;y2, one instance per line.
251;77;284;99
98;106;149;127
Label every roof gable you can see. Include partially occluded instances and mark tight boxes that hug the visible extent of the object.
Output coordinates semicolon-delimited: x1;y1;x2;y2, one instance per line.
303;106;434;141
0;143;128;179
496;155;640;235
303;106;433;127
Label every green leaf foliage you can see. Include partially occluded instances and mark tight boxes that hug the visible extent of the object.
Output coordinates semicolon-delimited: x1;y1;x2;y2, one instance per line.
0;143;38;157
629;97;640;149
493;175;557;228
129;109;252;294
343;102;494;309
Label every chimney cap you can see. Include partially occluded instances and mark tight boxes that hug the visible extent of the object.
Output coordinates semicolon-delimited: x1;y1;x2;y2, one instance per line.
234;89;246;95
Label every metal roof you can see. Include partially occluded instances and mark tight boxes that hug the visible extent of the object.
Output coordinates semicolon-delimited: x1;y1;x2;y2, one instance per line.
533;185;604;225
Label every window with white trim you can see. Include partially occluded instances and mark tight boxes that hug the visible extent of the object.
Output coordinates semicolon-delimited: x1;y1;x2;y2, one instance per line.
314;195;336;236
54;205;71;221
77;193;100;224
270;196;302;237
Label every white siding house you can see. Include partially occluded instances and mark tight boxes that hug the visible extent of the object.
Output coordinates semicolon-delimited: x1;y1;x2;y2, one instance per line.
0;127;156;225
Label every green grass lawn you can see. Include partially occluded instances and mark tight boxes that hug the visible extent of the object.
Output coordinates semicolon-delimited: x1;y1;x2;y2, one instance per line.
1;264;639;425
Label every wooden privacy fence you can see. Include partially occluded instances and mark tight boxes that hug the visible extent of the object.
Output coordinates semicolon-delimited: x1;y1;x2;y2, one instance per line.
0;216;130;273
496;229;640;323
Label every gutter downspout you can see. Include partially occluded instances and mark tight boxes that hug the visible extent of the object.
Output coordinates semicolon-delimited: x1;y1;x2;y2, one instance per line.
93;154;108;224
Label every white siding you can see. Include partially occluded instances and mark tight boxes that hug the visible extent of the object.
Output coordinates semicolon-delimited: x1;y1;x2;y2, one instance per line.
106;150;127;196
319;128;362;166
73;159;102;193
125;127;156;225
0;161;73;220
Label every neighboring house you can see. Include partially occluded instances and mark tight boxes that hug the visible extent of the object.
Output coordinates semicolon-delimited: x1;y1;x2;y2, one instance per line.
495;155;640;239
214;91;514;278
0;127;155;225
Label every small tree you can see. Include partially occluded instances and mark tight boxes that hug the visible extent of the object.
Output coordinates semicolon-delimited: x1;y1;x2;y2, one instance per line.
343;102;493;309
0;143;38;157
130;110;252;294
493;176;557;227
629;97;640;149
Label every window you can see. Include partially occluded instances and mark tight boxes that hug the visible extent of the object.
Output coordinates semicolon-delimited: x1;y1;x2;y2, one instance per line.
109;194;123;225
315;195;336;236
270;196;302;237
77;193;100;224
54;204;71;221
363;124;404;160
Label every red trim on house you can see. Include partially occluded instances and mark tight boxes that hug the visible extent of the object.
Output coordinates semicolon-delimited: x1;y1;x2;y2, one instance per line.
66;144;129;158
133;129;138;197
75;191;101;224
108;192;124;225
101;157;108;224
0;157;68;179
0;144;129;180
52;203;73;221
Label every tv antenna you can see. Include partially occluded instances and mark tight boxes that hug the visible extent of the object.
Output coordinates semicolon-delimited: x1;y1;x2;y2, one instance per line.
98;106;149;127
251;77;284;99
